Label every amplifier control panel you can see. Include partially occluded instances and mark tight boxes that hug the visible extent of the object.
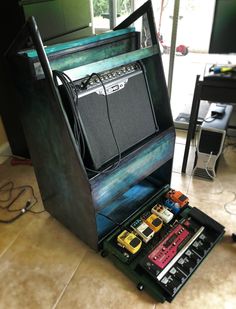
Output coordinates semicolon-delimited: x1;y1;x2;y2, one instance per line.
75;62;141;94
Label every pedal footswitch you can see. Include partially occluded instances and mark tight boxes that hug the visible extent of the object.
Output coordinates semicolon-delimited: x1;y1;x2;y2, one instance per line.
131;218;155;243
117;230;142;254
141;212;163;232
166;189;189;207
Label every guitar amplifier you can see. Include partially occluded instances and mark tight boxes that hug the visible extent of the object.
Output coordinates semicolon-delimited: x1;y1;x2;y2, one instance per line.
74;62;159;170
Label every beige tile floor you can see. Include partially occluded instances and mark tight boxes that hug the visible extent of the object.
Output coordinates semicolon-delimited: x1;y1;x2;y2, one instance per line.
0;130;236;309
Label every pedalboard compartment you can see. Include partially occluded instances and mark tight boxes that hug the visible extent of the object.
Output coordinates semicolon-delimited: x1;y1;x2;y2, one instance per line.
102;187;225;303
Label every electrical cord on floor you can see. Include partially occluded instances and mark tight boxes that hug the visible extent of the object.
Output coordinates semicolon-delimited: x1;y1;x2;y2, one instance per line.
0;181;44;223
204;151;216;180
224;192;236;216
0;200;33;224
0;187;26;211
0;181;14;202
204;143;236;215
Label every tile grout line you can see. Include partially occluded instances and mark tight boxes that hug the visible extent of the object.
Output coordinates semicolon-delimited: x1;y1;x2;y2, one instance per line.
0;216;37;260
51;249;89;309
0;235;22;260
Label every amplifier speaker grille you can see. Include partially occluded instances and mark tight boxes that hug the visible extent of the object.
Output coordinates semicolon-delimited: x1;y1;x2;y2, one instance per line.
76;67;158;170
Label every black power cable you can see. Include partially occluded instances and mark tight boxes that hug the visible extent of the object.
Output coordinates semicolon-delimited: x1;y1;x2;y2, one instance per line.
80;72;122;174
53;70;86;157
0;181;44;223
0;188;26;211
0;181;14;202
0;200;32;224
53;70;122;175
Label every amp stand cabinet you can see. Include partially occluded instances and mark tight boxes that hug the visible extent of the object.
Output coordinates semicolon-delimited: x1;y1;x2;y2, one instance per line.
7;1;225;303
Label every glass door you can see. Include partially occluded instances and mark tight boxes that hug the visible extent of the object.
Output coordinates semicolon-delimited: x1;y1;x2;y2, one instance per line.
92;0;217;127
93;0;134;33
171;0;216;127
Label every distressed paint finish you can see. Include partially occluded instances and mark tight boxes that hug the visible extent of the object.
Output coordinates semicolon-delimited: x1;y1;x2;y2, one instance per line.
91;128;175;212
19;29;142;80
63;45;159;81
22;28;136;58
19;78;99;250
33;43;158;80
12;4;174;251
96;180;159;239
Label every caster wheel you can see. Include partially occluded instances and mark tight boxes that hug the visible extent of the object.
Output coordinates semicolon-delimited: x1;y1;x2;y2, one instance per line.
101;250;108;257
137;283;144;291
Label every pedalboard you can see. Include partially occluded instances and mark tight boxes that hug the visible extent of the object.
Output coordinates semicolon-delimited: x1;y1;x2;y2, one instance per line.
138;209;219;302
140;219;208;298
102;187;225;303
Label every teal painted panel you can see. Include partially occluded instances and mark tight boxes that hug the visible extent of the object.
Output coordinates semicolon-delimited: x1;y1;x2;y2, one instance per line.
96;180;157;239
66;46;159;80
34;45;159;80
90;127;175;212
20;28;135;58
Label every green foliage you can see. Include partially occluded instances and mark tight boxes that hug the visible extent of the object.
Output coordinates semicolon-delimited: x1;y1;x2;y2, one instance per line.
93;0;131;17
118;0;131;15
93;0;109;17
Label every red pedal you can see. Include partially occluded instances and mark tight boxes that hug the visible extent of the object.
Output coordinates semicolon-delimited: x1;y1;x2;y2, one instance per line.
148;224;190;269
